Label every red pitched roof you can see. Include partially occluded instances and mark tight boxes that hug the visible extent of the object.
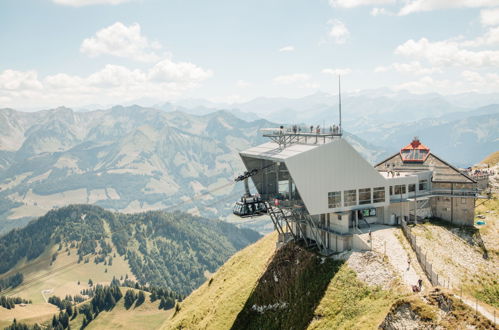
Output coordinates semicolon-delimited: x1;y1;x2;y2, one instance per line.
400;137;430;162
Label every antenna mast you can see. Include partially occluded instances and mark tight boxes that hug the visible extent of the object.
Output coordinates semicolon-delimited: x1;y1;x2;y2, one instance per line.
338;75;342;136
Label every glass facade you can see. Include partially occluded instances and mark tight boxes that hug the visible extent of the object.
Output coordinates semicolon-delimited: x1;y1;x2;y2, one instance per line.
373;187;385;203
359;188;371;205
328;191;341;208
394;184;406;195
344;189;357;206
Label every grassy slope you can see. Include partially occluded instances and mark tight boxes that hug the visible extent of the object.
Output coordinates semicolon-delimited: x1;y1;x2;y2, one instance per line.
166;233;400;330
165;232;278;330
5;246;134;304
480;151;499;167
0;245;135;328
70;288;170;330
0;303;59;329
308;266;398;330
410;212;498;308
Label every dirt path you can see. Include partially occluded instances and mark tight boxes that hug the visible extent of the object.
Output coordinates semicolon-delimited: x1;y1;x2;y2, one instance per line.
458;295;498;325
366;226;422;291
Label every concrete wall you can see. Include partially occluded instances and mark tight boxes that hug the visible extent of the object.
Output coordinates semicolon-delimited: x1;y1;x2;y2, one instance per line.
431;182;475;226
352;234;370;251
328;212;350;234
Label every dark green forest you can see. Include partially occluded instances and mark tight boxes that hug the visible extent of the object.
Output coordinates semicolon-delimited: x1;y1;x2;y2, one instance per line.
0;204;260;296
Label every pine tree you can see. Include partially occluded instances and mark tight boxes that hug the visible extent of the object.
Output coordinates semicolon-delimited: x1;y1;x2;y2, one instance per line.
136;291;145;307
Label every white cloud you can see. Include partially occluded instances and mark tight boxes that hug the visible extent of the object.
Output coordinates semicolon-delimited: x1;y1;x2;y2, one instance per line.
0;70;43;91
279;46;295;52
393;71;499;94
374;61;441;75
398;0;499;16
236;80;252;88
481;8;499;26
393;76;458;94
322;68;352;76
148;59;212;83
395;37;499;67
371;7;393;16
0;59;212;108
273;73;310;85
460;26;499;47
329;0;395;8
80;22;161;62
327;19;350;44
53;0;132;6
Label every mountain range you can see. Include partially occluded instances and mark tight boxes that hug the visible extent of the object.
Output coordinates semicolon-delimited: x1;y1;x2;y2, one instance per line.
1;90;498;233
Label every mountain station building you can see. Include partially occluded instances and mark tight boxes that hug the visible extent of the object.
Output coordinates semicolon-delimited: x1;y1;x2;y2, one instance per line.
239;128;482;255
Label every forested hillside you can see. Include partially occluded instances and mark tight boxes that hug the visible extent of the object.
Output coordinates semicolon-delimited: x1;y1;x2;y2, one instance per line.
0;204;261;295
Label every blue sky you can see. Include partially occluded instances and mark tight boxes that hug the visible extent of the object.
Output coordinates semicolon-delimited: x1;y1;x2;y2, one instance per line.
1;0;499;109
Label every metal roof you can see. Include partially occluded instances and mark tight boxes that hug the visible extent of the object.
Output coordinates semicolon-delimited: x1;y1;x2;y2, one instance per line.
239;141;319;161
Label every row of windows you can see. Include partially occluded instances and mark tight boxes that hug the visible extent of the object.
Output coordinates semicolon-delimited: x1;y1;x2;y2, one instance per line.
328;187;386;208
389;180;428;196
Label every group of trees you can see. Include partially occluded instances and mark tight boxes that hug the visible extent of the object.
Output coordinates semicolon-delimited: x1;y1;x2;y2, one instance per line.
47;296;73;311
0;295;31;309
110;276;181;310
79;285;123;328
0;272;24;292
123;289;145;309
4;319;41;330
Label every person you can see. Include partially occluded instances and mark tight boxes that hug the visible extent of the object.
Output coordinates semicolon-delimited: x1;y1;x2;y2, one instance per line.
407;259;411;271
418;279;423;290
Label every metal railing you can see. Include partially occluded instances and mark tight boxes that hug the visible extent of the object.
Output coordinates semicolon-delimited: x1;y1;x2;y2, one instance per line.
400;219;448;287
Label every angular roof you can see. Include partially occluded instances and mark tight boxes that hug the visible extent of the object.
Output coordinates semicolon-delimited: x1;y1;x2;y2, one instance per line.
239;142;319;161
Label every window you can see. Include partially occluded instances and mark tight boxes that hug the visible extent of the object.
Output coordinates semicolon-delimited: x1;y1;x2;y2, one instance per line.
394;185;406;195
328;191;341;208
389;186;393;196
359;188;371;205
461;198;466;204
337;215;342;221
408;184;416;192
344;189;357;206
373;187;385;203
419;180;428;191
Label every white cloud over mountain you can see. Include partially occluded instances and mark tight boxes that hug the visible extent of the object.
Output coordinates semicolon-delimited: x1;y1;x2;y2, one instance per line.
0;22;212;109
395;37;499;68
81;22;162;62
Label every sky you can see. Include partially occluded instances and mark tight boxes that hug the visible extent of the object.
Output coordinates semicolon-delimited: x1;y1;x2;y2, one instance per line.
1;0;499;110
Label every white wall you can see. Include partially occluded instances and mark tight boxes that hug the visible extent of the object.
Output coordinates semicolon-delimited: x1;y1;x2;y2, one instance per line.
285;139;389;215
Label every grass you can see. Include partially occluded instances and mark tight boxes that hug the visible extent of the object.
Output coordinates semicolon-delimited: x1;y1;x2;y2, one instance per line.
5;246;135;304
479;151;499;167
0;303;59;329
69;288;171;330
308;266;399;330
167;232;400;330
0;244;136;328
165;232;278;330
231;242;343;330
